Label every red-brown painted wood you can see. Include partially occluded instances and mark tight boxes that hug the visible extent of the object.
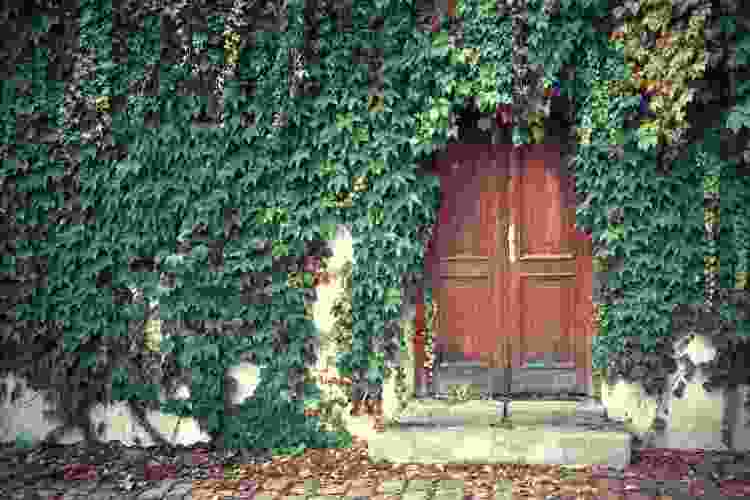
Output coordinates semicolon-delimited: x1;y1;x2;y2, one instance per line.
413;286;427;395
415;143;595;396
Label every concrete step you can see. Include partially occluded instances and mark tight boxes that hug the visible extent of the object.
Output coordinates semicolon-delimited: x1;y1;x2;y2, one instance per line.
340;398;633;469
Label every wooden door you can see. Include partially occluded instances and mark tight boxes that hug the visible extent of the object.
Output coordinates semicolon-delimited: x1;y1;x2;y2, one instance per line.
421;143;595;397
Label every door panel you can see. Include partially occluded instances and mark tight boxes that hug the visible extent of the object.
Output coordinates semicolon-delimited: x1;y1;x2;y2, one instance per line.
428;146;507;396
506;146;591;394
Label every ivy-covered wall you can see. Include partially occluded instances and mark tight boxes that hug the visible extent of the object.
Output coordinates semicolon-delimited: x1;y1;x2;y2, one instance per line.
0;0;749;457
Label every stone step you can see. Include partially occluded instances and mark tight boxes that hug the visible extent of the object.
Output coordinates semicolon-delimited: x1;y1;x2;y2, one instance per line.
340;398;633;469
392;398;618;427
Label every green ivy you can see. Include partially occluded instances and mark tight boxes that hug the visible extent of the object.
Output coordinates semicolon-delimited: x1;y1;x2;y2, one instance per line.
3;0;749;457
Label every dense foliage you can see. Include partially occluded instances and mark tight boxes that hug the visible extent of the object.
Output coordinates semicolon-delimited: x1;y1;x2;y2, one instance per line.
0;0;749;454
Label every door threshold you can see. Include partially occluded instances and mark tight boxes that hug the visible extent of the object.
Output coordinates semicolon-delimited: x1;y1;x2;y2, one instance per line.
417;392;595;402
493;392;594;402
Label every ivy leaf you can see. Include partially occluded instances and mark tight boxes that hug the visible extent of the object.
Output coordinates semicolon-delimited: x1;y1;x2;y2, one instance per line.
398;192;422;217
87;251;115;277
318;219;338;241
478;0;495;16
242;126;261;141
636;121;659;151
272;242;289;257
352;127;369;145
432;30;449;48
329;173;349;195
726;98;750;133
384;287;402;312
718;16;736;35
290;148;310;169
198;343;220;361
366;366;383;385
189;244;210;262
603;225;624;244
430;35;451;57
449;49;464;66
113;159;143;177
452;80;472;97
312;93;337;110
335;113;354;132
734;32;750;66
225;147;254;169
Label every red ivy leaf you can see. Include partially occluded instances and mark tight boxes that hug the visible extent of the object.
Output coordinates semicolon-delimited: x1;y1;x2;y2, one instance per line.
143;462;178;481
495;104;512;127
63;463;98;481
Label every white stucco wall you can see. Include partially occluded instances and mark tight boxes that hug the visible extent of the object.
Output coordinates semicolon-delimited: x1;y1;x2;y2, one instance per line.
601;333;750;451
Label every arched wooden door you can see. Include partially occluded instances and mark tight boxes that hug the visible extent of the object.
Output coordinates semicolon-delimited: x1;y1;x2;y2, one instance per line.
417;143;595;397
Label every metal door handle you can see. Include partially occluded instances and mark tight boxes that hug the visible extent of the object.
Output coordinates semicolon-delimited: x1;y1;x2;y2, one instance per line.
508;223;516;263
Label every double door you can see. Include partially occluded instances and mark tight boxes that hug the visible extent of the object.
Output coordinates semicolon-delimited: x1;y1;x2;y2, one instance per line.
421;144;595;397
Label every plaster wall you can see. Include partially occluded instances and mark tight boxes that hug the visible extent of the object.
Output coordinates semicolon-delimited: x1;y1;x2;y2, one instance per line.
600;333;750;452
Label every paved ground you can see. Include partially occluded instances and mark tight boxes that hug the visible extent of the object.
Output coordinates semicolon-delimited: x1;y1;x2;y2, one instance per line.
2;436;750;500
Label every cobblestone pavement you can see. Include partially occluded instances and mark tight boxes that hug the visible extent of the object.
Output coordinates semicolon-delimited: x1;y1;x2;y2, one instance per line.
1;437;750;500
